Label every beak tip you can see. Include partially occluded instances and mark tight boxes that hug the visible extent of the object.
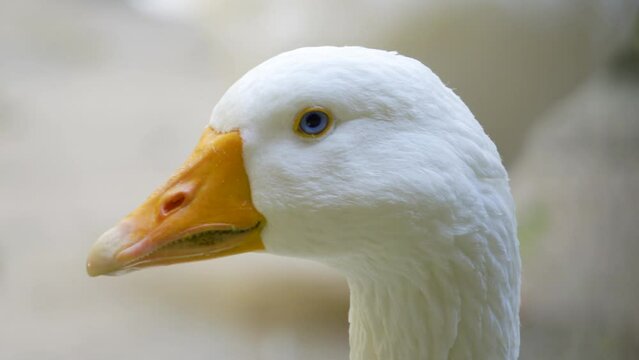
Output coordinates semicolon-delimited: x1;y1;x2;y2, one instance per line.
85;250;116;277
86;224;131;277
86;260;104;277
86;267;99;277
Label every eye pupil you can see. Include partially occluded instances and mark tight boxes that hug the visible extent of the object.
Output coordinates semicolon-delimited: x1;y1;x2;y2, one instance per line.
305;113;322;128
299;110;330;136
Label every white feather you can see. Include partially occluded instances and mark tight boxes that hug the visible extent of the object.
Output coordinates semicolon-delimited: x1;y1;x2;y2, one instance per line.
211;46;520;360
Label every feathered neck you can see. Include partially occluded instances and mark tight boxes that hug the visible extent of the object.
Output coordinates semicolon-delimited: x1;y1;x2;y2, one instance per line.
336;202;520;360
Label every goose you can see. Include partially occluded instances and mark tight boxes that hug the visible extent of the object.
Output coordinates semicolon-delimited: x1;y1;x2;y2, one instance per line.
86;46;520;360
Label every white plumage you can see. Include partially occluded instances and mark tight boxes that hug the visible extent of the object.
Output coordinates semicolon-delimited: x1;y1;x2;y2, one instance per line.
210;47;520;360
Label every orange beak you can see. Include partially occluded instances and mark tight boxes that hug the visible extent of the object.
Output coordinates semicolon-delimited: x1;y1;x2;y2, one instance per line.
86;128;265;276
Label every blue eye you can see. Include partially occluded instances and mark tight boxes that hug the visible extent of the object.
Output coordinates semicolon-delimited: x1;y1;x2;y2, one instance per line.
297;110;331;136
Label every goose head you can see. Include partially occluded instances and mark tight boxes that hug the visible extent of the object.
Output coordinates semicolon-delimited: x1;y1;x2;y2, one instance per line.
87;47;520;360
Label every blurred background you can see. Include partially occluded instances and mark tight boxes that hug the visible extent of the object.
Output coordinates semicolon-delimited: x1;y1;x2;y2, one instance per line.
1;0;638;358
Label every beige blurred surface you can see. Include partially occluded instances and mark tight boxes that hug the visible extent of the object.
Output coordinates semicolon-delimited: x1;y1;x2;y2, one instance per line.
514;70;639;359
1;0;638;359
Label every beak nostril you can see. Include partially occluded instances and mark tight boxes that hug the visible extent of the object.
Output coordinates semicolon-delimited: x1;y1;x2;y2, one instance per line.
162;192;187;216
